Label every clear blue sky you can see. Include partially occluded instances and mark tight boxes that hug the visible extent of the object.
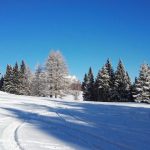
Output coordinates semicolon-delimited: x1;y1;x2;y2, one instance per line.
0;0;150;81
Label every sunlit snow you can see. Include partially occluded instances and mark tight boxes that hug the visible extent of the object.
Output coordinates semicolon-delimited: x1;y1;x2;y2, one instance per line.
0;92;150;150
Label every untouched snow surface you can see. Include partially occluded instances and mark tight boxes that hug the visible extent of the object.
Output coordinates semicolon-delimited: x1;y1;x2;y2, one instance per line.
0;92;150;150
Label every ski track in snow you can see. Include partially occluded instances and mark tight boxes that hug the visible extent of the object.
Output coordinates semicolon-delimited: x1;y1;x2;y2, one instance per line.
0;92;150;150
0;118;24;150
49;100;150;150
53;101;132;150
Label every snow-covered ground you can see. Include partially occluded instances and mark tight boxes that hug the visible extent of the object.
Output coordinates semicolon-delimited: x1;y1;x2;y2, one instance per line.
0;92;150;150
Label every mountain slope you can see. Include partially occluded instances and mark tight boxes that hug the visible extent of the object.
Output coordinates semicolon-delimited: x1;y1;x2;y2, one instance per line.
0;92;150;150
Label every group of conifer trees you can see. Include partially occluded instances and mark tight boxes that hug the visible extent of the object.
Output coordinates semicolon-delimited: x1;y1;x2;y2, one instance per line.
1;52;150;103
1;61;32;95
82;59;150;103
0;51;69;98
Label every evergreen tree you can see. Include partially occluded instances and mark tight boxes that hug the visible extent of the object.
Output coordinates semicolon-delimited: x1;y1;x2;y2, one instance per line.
82;73;88;100
125;71;133;101
105;59;115;100
3;65;14;93
0;76;4;91
20;60;26;75
95;59;115;102
95;70;101;101
113;60;131;102
82;74;87;91
19;60;26;95
105;59;115;84
83;67;95;101
133;64;150;103
95;66;110;102
19;61;32;95
12;62;21;94
132;77;138;101
46;51;68;98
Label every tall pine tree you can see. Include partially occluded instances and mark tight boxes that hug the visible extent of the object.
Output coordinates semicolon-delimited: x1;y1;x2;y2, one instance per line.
113;60;132;102
3;65;14;93
132;77;138;101
133;64;150;103
94;71;101;101
83;67;95;101
95;59;115;102
19;60;32;95
82;73;88;100
0;76;4;91
95;66;110;102
125;71;133;101
11;62;21;94
105;59;115;101
19;60;26;95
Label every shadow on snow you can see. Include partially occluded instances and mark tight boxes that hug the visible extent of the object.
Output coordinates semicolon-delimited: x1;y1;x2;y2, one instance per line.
1;100;150;150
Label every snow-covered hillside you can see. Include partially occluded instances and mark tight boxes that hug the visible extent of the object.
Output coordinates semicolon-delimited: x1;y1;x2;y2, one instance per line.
0;92;150;150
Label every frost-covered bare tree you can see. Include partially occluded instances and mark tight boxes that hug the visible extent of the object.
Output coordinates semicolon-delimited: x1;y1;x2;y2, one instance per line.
31;64;47;96
39;67;48;96
70;80;81;100
45;50;68;98
23;66;33;95
19;61;32;95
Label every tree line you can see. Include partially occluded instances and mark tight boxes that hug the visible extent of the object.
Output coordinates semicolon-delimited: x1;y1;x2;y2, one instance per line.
82;59;150;103
0;51;149;103
0;51;79;98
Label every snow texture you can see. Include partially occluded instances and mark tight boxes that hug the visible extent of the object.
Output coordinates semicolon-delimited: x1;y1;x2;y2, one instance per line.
0;91;150;150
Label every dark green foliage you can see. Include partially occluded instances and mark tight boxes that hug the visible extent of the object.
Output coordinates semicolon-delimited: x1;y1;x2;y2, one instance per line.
82;74;88;91
11;62;21;94
113;60;132;102
3;65;14;93
20;60;26;75
105;59;115;97
19;60;27;95
82;74;87;100
126;71;133;101
95;71;101;101
84;59;133;102
82;68;95;101
133;64;150;102
0;76;4;91
131;77;138;101
95;59;115;102
96;67;110;102
3;62;25;95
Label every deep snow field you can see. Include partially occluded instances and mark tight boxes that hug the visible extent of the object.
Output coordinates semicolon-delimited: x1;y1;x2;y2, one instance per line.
0;92;150;150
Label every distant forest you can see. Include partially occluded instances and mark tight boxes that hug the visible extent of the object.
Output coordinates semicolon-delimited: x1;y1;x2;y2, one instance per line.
0;51;149;103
